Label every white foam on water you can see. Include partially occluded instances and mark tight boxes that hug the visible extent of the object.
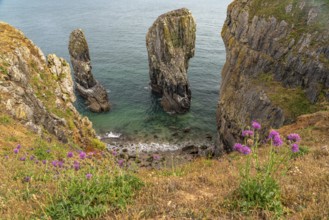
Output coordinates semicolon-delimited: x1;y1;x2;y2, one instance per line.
107;142;181;153
106;132;122;138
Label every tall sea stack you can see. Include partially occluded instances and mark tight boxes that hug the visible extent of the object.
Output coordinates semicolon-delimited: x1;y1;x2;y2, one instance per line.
216;0;329;153
69;29;110;113
146;8;196;114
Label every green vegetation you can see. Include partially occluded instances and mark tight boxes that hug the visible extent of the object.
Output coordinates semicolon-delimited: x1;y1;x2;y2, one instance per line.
0;115;11;125
249;0;329;46
0;65;8;75
91;138;106;150
47;174;143;219
256;73;325;119
227;122;302;217
0;143;143;219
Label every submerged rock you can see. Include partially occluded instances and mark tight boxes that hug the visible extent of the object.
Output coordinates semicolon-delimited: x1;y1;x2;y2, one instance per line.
68;29;110;112
146;8;196;114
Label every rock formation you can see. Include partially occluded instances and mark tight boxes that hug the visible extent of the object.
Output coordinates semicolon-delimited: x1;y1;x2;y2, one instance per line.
0;22;97;146
68;29;110;112
216;0;329;153
146;8;196;114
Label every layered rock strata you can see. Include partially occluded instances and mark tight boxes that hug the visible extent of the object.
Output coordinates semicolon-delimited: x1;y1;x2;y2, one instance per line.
69;29;110;112
0;22;96;146
216;0;329;153
146;8;196;114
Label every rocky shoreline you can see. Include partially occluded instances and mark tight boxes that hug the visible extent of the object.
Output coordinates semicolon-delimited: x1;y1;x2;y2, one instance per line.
99;130;215;169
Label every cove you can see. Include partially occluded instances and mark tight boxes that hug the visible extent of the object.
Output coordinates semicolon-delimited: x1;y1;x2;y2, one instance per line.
0;0;232;148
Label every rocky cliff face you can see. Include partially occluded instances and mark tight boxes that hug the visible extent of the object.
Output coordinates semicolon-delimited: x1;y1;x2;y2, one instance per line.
0;22;97;147
69;29;110;113
217;0;329;152
146;8;196;114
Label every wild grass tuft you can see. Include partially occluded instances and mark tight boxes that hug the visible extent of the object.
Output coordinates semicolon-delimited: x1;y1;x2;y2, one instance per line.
0;142;143;219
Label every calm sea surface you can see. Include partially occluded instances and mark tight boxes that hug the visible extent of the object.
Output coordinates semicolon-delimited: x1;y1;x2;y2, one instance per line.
0;0;232;145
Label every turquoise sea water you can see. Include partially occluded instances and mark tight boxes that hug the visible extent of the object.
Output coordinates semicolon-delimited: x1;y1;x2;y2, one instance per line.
0;0;231;144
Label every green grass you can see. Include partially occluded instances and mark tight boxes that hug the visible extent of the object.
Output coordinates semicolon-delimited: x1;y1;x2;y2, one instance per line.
0;65;8;75
0;115;11;124
0;142;143;219
256;73;325;120
291;145;310;159
46;174;143;219
248;0;329;46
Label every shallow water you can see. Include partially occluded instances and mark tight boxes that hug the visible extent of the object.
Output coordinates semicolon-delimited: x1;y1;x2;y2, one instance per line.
0;0;232;146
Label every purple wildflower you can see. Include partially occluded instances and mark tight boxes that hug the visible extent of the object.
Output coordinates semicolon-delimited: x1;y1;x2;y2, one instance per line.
268;130;283;147
46;149;51;153
273;135;283;147
118;159;125;167
67;152;74;158
287;133;301;143
4;155;9;159
42;160;47;165
73;161;80;171
268;130;280;139
23;176;31;183
35;160;39;164
252;121;261;130
291;143;299;153
16;144;21;149
86;173;92;180
20;156;26;161
242;130;254;137
112;150;118;156
51;160;58;167
30;155;35;160
14;148;19;154
233;143;243;152
153;154;161;160
242;146;252;155
79;151;86;160
58;161;64;168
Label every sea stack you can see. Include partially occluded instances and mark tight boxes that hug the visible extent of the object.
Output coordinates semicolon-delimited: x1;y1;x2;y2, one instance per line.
69;29;110;112
146;8;196;114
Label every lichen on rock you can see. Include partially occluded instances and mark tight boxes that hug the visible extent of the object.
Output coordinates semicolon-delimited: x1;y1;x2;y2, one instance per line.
146;8;196;114
0;22;97;147
68;29;110;113
216;0;329;153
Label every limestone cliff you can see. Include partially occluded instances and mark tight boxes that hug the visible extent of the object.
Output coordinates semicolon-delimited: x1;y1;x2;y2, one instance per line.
146;8;196;114
0;22;98;147
217;0;329;152
69;29;110;113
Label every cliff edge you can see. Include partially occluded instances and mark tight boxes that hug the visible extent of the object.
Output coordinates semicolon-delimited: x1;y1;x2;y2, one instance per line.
217;0;329;152
0;22;100;148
